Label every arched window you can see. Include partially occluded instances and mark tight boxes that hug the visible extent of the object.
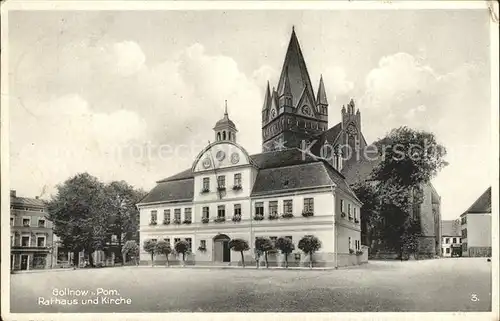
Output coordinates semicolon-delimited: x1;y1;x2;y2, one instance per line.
228;132;232;141
223;131;226;140
217;132;221;141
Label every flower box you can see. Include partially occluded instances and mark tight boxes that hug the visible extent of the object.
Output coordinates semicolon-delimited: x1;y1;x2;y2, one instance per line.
149;221;157;226
268;214;279;220
201;217;209;224
217;186;226;191
349;248;355;254
341;212;346;218
201;188;210;194
214;217;226;223
302;211;314;218
232;215;242;222
173;219;181;225
282;213;294;219
182;219;192;225
198;246;207;252
356;250;363;255
232;185;242;191
354;218;359;224
348;216;353;221
162;221;170;225
253;214;264;221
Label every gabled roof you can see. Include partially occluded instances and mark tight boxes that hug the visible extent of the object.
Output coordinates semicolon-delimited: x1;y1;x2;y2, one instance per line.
10;196;47;208
157;168;193;183
464;187;492;214
276;28;315;108
441;220;461;237
138;179;194;204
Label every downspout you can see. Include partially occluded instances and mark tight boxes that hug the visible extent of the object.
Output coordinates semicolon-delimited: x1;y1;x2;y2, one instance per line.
332;185;338;269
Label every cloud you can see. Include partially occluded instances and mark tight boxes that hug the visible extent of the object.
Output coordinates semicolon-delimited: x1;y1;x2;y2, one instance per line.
322;66;355;101
111;41;146;76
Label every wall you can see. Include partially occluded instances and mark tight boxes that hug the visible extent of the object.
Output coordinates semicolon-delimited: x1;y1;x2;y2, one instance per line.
467;214;491;247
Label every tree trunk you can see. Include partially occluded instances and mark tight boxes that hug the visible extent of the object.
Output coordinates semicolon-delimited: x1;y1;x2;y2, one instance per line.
182;253;185;266
166;256;169;267
285;253;288;268
151;253;154;266
240;251;245;268
122;253;126;265
256;254;260;268
118;234;123;265
72;250;79;267
88;250;95;267
309;252;313;268
265;252;269;268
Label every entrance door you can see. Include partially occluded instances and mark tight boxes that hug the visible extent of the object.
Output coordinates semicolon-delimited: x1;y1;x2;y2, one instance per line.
20;255;29;270
213;234;231;263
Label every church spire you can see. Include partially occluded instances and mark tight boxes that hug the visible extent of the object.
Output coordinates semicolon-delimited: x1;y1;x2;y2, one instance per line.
276;27;315;108
316;75;328;106
262;81;271;111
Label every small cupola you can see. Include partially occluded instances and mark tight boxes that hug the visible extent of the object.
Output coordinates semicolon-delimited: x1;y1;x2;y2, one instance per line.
214;100;238;143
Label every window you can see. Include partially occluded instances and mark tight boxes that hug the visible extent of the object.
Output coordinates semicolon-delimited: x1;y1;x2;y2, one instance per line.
11;235;14;246
462;229;467;239
203;177;210;191
22;218;31;227
354;208;358;220
184;208;192;221
217;175;226;188
185;238;192;252
10;217;14;226
446;248;450;254
461;216;467;225
174;238;181;245
269;201;278;215
164;209;171;224
174;209;181;221
453;238;457;244
462;243;468;251
151;238;157;243
234;173;242;186
348;237;352;250
38;219;46;228
202;207;209;219
304;198;314;213
164;238;170;246
37;236;45;247
150;210;157;224
270;236;278;245
217;205;226;218
234;204;241;216
347;204;351;215
255;202;264;215
200;240;206;248
283;200;293;214
21;235;30;247
446;238;450;244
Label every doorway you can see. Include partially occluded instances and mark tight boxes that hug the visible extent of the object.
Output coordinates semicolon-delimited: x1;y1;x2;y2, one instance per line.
20;255;29;270
213;234;231;263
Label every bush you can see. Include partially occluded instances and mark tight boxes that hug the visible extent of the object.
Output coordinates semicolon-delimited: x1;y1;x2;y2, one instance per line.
174;240;189;265
275;237;295;268
229;239;250;267
302;211;314;218
298;235;322;268
253;214;264;221
255;237;275;268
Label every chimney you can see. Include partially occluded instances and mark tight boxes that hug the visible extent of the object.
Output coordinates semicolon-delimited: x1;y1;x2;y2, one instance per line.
10;190;16;197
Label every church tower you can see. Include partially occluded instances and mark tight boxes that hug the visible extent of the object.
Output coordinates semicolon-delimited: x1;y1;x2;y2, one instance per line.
261;27;329;152
214;101;237;143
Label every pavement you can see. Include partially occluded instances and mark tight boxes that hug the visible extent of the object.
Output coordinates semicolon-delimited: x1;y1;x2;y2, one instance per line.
9;257;493;313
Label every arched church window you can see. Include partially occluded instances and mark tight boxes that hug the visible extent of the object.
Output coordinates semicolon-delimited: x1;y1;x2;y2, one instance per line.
217;132;221;141
228;132;231;141
223;131;226;140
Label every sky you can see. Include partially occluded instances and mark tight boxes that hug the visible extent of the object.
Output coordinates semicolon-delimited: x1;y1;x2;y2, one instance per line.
8;9;492;220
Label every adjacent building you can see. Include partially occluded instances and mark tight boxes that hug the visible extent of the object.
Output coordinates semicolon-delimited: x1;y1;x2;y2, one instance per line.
460;187;492;257
441;219;462;257
10;190;56;270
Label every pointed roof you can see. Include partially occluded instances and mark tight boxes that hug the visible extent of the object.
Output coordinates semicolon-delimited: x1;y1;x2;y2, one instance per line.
279;67;292;97
317;75;328;105
262;82;271;111
464;187;492;214
214;100;237;131
277;28;315;108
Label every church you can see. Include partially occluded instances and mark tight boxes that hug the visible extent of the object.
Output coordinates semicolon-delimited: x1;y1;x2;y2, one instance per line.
137;27;441;267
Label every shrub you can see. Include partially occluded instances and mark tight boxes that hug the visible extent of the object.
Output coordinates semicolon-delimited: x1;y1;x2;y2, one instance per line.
275;237;295;268
229;239;250;267
282;213;294;219
298;235;322;268
232;215;242;222
122;240;140;266
302;211;314;218
253;214;264;221
268;213;279;220
143;239;157;266
214;217;226;223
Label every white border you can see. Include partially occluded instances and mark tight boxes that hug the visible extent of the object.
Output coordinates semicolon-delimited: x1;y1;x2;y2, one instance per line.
1;1;498;321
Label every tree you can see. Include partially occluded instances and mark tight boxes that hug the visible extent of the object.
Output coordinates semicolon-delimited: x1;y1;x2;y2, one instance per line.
228;239;250;267
275;237;295;268
121;240;140;265
47;173;112;268
174;240;189;266
298;235;322;268
105;181;147;264
255;237;274;268
156;240;173;266
143;239;157;266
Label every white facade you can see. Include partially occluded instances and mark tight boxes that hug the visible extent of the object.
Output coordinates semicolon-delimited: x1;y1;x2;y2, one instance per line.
460;213;491;257
441;236;461;257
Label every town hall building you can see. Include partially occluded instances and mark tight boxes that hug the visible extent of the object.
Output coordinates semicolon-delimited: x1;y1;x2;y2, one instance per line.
137;27;441;266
